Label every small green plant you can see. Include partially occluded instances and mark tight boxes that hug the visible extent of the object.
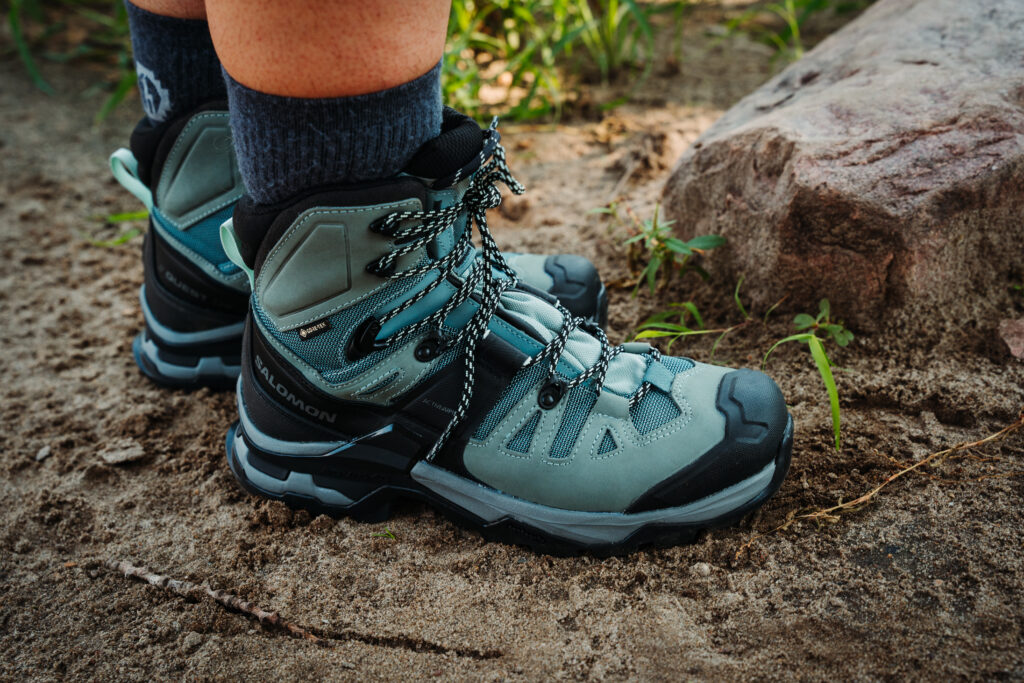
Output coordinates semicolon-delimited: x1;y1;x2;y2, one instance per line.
635;301;708;348
764;0;807;61
637;287;852;450
622;205;726;296
576;0;675;85
791;297;853;346
764;299;852;450
444;0;581;120
444;0;686;120
372;527;397;540
635;278;762;359
726;0;872;63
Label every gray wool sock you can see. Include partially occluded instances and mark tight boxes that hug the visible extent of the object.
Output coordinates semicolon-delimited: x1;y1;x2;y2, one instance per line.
223;62;443;205
124;1;226;123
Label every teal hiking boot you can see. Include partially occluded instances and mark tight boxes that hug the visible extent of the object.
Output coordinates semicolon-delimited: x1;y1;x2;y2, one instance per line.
111;105;608;390
221;117;794;555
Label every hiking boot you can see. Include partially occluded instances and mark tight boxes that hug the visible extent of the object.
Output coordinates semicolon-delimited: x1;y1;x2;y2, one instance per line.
221;116;794;555
110;105;608;390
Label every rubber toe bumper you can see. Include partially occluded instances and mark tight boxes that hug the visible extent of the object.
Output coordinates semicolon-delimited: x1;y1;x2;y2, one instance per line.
626;368;791;513
543;254;608;328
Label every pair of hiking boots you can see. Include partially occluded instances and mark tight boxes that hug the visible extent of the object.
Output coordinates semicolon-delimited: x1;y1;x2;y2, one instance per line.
111;103;793;555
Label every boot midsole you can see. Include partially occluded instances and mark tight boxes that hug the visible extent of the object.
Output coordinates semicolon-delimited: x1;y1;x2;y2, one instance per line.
140;285;245;348
229;377;792;547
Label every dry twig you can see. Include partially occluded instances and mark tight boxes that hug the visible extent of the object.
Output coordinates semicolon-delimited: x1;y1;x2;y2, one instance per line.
735;409;1024;560
104;559;328;646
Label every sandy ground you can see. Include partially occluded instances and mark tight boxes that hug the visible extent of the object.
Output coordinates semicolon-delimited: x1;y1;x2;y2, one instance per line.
3;17;1024;681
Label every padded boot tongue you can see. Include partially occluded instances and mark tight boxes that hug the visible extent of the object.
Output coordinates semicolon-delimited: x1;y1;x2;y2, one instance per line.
404;108;484;182
498;290;648;397
399;108;488;276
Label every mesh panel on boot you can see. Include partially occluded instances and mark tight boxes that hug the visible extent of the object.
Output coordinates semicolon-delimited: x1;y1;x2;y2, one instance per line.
154;205;239;273
597;430;617;455
256;275;420;379
256;293;460;398
549;386;598;459
507;411;541;453
629;389;681;435
473;363;547;440
659;356;695;374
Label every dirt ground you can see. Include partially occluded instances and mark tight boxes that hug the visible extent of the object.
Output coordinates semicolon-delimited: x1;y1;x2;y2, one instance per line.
3;15;1024;681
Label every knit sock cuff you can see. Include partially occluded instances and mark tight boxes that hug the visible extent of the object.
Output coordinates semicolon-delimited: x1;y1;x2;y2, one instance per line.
223;62;443;205
125;1;225;123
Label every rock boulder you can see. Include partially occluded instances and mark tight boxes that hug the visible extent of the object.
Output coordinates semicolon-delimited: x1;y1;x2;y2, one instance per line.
662;0;1024;335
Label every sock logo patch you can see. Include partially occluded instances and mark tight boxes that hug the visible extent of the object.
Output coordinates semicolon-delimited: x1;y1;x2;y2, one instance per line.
136;62;172;122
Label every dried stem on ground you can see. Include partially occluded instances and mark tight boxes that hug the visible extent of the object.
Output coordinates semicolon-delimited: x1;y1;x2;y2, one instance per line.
735;409;1024;561
104;559;328;646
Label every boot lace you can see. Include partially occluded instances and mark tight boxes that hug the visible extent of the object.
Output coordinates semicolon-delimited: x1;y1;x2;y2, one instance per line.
364;122;655;461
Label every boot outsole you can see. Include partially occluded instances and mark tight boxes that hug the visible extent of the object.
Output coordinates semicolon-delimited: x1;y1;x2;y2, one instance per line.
132;329;240;391
225;414;793;557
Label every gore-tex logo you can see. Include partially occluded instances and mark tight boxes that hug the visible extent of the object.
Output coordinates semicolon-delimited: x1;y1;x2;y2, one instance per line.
298;319;331;340
255;355;337;424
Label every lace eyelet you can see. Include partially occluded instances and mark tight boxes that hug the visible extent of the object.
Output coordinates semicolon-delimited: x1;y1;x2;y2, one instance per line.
537;379;566;410
365;258;396;278
346;317;387;361
414;336;443;362
369;217;392;235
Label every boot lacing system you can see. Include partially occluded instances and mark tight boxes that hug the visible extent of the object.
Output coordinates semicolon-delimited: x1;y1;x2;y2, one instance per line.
364;123;659;461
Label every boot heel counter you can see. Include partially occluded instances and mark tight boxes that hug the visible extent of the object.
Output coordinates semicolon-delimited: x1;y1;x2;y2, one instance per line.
152;109;243;230
144;227;249;327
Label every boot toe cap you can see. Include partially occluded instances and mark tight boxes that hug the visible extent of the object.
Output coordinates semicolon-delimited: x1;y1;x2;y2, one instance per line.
627;368;792;512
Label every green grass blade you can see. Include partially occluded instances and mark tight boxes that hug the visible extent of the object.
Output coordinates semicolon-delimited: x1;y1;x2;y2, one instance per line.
95;68;137;124
733;275;750;319
762;332;814;368
636;322;688;333
808;335;842;451
678;301;704;329
644;255;661;294
634;330;676;341
9;0;54;95
709;327;732;361
763;296;786;324
104;210;148;222
88;228;142;248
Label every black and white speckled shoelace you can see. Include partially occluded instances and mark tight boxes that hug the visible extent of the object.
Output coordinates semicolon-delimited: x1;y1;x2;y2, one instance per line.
364;123;657;461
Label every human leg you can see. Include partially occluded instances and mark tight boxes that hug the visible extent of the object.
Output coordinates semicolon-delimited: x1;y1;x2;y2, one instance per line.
125;0;220;123
112;0;606;390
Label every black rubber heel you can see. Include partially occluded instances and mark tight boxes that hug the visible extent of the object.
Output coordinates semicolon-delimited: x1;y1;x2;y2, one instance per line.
224;421;409;523
132;327;241;391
